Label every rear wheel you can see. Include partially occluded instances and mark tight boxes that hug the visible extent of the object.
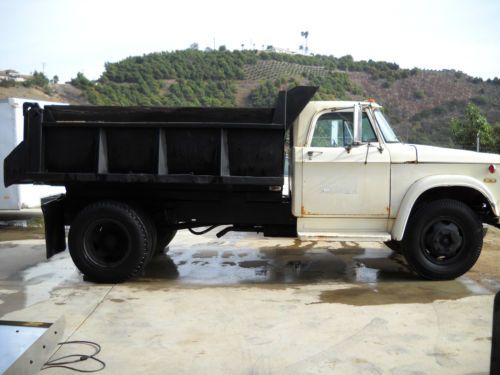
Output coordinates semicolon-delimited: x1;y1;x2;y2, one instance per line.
133;207;157;265
402;199;483;280
68;201;153;283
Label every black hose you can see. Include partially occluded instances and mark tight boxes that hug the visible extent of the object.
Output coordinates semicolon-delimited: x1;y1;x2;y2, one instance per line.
188;225;218;235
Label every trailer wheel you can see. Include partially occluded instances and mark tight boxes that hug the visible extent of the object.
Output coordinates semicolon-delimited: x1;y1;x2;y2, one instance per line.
68;201;153;283
402;199;483;280
155;228;177;254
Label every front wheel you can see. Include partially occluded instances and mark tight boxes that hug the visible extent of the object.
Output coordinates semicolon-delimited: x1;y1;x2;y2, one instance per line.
402;199;483;280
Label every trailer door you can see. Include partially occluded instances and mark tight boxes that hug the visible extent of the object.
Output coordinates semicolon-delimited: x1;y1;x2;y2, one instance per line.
0;100;21;210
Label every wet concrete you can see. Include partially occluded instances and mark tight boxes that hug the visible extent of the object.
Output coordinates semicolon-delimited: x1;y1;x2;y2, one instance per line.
139;235;497;305
0;227;498;374
316;278;491;306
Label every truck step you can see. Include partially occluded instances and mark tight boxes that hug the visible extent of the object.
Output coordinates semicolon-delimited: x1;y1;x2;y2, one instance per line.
298;232;391;242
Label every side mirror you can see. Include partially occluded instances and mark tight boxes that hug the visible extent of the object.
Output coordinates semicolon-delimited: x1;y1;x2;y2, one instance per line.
345;103;362;153
352;103;362;145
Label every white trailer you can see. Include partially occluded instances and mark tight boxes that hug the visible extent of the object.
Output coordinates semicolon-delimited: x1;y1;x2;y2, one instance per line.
0;98;66;219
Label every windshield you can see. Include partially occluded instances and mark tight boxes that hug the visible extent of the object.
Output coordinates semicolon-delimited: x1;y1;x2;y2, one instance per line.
374;109;399;143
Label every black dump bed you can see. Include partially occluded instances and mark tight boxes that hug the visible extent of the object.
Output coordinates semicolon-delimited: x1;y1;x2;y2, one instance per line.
4;86;316;189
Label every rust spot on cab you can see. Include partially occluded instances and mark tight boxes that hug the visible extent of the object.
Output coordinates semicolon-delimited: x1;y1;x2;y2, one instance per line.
314;235;330;240
301;206;313;216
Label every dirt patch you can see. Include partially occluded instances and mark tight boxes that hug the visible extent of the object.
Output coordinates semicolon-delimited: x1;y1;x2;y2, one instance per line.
0;83;88;104
234;80;259;106
0;226;45;242
0;86;57;101
315;278;489;306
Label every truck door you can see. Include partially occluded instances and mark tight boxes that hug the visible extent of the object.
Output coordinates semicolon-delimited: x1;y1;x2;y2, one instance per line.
301;110;390;217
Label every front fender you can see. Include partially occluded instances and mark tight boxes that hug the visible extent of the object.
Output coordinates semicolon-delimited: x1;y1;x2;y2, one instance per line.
391;175;498;241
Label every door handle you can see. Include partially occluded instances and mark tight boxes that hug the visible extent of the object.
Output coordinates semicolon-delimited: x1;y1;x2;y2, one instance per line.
307;151;323;160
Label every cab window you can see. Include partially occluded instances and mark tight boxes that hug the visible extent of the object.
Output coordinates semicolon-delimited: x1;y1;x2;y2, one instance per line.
310;112;377;147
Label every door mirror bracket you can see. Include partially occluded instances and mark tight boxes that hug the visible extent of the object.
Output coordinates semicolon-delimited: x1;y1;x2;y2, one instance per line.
345;142;362;154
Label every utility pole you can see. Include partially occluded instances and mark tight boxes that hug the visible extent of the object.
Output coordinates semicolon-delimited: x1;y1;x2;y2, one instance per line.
42;62;46;74
476;131;480;152
300;31;309;54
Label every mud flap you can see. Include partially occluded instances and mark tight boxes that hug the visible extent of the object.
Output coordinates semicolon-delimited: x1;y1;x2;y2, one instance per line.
41;194;66;258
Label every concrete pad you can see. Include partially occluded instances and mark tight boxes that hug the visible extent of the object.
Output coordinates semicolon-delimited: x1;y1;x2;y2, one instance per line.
0;229;498;374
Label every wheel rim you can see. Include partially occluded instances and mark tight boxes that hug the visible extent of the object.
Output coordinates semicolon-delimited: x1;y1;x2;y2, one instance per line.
83;219;131;268
421;217;464;264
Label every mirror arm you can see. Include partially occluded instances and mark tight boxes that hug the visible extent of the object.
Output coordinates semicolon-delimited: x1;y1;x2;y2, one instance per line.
364;143;370;164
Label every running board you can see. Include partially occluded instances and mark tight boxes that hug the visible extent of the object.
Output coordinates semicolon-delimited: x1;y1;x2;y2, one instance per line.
298;232;391;242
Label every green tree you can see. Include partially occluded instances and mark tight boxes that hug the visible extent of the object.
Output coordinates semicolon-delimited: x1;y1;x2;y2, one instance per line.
450;103;495;152
70;72;93;89
493;123;500;152
23;71;49;88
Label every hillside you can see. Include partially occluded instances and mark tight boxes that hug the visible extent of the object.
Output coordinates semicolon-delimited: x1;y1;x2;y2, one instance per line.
2;49;499;151
0;83;88;105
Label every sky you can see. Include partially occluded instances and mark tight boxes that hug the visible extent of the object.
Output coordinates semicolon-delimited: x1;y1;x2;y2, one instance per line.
0;0;499;82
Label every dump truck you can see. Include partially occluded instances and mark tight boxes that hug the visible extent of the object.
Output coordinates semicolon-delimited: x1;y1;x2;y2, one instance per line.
3;86;500;282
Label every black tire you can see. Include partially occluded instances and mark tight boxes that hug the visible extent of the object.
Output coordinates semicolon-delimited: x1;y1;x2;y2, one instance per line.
155;227;177;254
68;201;153;283
482;225;488;238
402;199;483;280
133;207;157;265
